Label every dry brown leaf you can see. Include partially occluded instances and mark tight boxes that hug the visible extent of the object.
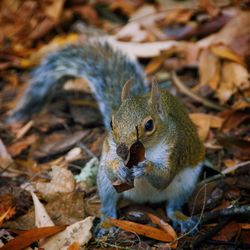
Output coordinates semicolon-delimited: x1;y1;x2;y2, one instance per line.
7;134;38;157
20;33;79;68
0;139;13;168
147;212;177;248
223;159;239;168
162;8;193;25
107;36;178;59
240;223;250;230
0;207;16;226
30;191;54;228
199;49;220;90
35;165;75;196
33;131;87;159
212;11;250;54
74;5;100;27
0;226;66;250
67;242;80;250
217;62;249;104
232;100;250;110
40;217;94;249
221;110;250;132
145;56;164;74
15;120;34;139
190;113;223;140
116;22;149;42
218;136;250;160
110;1;136;16
210;44;246;66
44;0;65;21
110;218;174;242
212;221;240;241
198;0;220;16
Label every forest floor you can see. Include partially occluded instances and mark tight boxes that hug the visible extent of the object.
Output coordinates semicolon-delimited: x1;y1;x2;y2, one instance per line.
0;0;250;249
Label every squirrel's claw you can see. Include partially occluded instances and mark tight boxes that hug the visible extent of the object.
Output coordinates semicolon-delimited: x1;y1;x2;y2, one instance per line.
116;165;133;183
173;216;199;235
95;225;119;238
132;161;146;178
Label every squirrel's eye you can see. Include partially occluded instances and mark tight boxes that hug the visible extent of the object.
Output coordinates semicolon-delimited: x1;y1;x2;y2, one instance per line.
144;119;154;132
110;120;113;130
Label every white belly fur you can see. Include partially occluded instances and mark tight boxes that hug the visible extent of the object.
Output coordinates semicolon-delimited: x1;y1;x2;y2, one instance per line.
123;164;202;203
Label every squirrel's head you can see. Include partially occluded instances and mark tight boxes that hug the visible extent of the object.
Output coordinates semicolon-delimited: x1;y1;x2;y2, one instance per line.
111;80;167;161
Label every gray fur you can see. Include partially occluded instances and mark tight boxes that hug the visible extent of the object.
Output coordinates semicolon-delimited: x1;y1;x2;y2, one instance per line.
8;41;147;128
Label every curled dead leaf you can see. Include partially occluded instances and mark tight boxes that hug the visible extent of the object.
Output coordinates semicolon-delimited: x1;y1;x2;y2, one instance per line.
110;218;174;243
190;113;223;141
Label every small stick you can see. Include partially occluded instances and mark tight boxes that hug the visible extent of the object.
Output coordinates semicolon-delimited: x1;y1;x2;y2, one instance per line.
192;217;231;250
201;205;250;224
198;160;250;187
171;71;224;111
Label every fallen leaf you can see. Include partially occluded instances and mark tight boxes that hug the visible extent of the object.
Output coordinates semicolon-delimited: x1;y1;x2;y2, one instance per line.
217;62;249;104
240;223;250;230
116;22;149;42
67;242;80;250
147;212;177;248
199;48;220;90
218;136;250;160
110;218;174;242
110;1;136;16
190;113;223;140
0;207;16;226
35;165;75;196
107;36;178;59
198;0;220;16
40;217;94;250
0;139;13;168
33;131;87;159
221;110;250;132
15;120;34;140
145;56;165;74
30;191;54;228
33;114;66;133
65;147;83;162
73;4;100;27
44;0;65;21
20;33;80;68
211;10;250;56
7;135;38;157
210;43;246;66
4;192;85;230
0;226;66;250
212;221;240;241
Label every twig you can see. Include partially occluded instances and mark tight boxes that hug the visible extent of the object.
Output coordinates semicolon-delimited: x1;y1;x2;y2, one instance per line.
171;71;224;111
198;160;250;187
192;217;231;250
201;205;250;224
206;240;250;249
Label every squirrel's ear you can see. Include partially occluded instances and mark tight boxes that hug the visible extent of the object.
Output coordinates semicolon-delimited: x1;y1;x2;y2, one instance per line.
121;79;132;102
149;80;163;114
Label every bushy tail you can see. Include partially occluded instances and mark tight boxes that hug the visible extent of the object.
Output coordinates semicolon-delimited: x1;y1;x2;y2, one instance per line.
8;41;147;128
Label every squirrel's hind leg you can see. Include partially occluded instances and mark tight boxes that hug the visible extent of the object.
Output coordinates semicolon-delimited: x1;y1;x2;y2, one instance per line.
165;164;203;234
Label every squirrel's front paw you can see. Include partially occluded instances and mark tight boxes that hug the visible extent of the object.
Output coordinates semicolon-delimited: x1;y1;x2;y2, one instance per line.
117;165;133;182
131;161;147;178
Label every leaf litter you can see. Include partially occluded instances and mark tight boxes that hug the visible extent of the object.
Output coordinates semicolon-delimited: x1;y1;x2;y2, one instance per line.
0;0;250;249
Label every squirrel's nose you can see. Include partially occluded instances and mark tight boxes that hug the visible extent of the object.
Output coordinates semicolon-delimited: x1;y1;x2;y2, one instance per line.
116;143;129;161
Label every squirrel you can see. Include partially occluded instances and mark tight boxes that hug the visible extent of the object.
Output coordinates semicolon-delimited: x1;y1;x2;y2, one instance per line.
8;40;205;236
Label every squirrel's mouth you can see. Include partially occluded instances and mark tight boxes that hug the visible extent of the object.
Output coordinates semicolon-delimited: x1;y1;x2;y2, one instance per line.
116;141;145;168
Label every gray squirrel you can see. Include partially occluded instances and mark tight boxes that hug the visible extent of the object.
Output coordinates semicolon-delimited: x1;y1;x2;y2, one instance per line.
9;41;205;236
